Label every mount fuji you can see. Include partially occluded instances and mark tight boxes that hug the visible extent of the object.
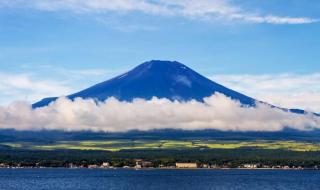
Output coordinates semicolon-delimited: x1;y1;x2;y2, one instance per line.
32;60;316;116
33;60;256;108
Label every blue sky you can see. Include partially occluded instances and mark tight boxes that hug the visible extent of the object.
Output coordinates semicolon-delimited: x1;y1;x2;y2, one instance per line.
0;0;320;111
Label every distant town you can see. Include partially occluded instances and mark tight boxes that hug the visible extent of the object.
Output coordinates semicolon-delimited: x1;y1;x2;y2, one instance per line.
0;159;318;170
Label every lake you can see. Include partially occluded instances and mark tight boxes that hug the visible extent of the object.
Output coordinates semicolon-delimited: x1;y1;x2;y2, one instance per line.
0;169;319;190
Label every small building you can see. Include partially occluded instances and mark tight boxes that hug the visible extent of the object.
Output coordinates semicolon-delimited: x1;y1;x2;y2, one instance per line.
283;166;290;169
243;164;258;169
88;164;98;169
141;161;153;168
135;159;153;168
135;164;142;169
0;163;9;168
68;163;77;168
175;163;198;168
202;164;210;168
102;162;110;168
210;164;219;169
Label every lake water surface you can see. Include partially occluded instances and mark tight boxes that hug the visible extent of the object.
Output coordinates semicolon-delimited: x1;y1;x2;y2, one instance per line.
0;169;319;190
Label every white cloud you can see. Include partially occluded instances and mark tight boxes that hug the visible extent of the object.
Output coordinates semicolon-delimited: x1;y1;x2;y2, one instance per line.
160;0;318;24
241;15;317;24
0;93;319;132
211;73;320;113
0;72;72;105
0;68;118;105
1;0;317;24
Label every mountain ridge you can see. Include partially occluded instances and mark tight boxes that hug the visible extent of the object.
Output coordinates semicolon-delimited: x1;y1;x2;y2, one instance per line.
32;60;318;117
33;60;256;108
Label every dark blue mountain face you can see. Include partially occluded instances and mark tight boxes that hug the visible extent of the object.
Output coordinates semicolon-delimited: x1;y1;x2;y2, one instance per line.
33;60;256;108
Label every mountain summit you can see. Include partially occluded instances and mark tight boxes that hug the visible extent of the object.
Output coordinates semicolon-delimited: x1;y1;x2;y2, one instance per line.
33;60;256;108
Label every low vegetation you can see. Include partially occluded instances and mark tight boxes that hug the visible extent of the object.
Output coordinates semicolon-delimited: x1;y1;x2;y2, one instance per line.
1;139;320;168
2;140;320;152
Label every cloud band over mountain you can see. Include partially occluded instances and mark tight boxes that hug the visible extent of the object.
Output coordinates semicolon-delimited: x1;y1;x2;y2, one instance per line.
1;93;319;132
0;0;317;24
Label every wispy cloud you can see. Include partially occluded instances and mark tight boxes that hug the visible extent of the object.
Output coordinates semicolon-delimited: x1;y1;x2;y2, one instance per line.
160;0;318;24
1;94;319;132
0;67;120;105
0;72;72;105
1;0;317;24
211;73;320;113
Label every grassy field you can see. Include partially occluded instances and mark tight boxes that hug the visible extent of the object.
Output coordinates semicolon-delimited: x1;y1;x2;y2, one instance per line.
2;140;320;152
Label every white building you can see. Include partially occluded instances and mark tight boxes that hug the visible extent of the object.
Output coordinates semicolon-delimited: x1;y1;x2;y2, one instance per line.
175;163;198;168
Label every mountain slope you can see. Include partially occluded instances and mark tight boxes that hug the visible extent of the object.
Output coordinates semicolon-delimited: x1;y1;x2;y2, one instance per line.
33;60;256;108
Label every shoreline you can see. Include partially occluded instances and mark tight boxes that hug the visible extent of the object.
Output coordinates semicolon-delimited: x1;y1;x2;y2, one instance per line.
0;167;317;170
